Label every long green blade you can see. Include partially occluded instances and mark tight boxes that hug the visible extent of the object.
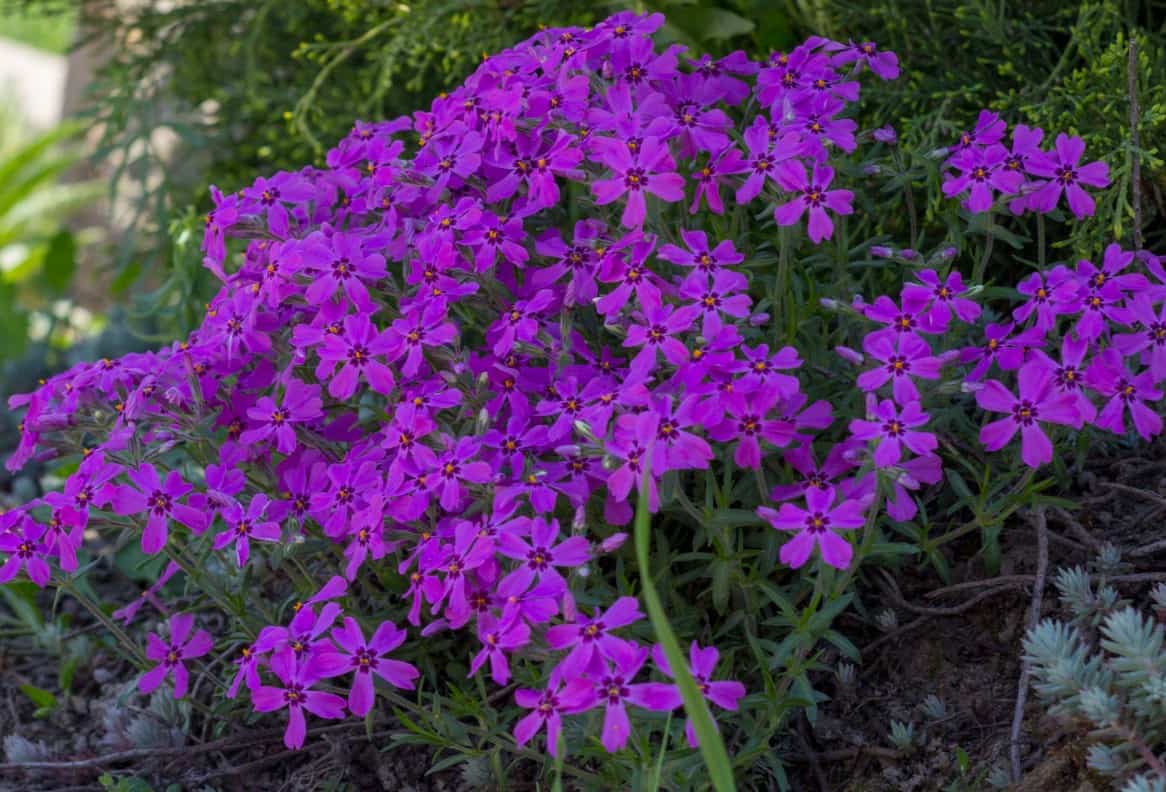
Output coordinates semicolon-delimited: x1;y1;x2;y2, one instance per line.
634;467;736;792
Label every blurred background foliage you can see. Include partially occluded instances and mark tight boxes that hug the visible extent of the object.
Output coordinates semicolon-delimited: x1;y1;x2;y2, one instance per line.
3;0;1164;337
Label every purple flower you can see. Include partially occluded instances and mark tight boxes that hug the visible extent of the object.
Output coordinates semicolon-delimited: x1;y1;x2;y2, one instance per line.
592;644;681;752
316;313;396;400
427;437;492;512
856;333;942;404
735;118;802;203
241;379;323;454
648;394;714;473
680;270;752;337
1073;283;1130;343
416;125;484;196
513;679;596;758
316;617;418;716
1027;133;1110;218
773;162;853;242
0;518;50;587
652;642;746;748
139;614;213;699
689;146;748;214
977;361;1084;467
1114;295;1166;380
826;39;899;80
251;651;347;750
942;145;1022;212
110;465;206;554
707;388;796;469
848;399;937;467
489;289;554;357
1013;266;1079;331
497;517;590;589
900;269;981;329
255;602;343;670
1086;349;1163;440
758;485;866;568
592;137;685;228
949;110;1006;155
384;301;459;378
960;321;1045;381
546;596;644;680
302;232;387;311
213;494;282;567
469;612;531;685
624;302;699;373
1029;334;1097;427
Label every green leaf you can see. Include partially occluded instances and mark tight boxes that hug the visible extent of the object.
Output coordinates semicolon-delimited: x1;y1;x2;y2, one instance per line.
668;7;755;42
635;465;736;792
41;229;76;293
19;683;56;710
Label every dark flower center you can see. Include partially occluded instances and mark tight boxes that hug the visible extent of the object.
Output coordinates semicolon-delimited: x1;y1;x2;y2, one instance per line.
624;168;647;190
804;511;830;533
1012;399;1039;425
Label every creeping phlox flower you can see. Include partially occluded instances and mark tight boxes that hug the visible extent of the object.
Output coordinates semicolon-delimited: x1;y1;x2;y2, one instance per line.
3;7;1153;763
139;614;214;699
942;116;1109;218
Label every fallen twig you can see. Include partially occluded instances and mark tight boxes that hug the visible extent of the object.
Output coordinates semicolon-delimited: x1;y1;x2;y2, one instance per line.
1100;481;1166;506
924;571;1166;599
0;723;359;775
1048;506;1102;551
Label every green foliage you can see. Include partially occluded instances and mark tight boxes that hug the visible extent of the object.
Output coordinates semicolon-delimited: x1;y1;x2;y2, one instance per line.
797;0;1165;269
0;2;76;53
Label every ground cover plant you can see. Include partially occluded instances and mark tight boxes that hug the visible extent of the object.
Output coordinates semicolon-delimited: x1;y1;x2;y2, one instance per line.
2;8;1164;790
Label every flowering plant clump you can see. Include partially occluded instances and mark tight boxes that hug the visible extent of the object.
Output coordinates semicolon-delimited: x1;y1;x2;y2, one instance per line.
2;9;1160;783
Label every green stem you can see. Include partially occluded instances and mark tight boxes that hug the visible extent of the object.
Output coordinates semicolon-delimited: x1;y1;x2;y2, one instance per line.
57;579;148;667
974;212;994;284
635;467;736;792
1037;212;1046;270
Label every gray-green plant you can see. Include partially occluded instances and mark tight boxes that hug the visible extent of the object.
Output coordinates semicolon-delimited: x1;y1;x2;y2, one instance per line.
1023;567;1166;792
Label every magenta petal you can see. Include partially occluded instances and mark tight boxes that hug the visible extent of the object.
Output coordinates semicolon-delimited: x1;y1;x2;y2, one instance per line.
706;680;745;711
302;690;347;719
817;531;853;569
141;515;169;554
601;701;631;752
172;663;189;699
348;672;375;716
1019;424;1053;467
625;682;682;711
779;530;815;568
513;710;542;747
138;663;169;694
980;417;1019;451
251;685;287;712
284;705;307;749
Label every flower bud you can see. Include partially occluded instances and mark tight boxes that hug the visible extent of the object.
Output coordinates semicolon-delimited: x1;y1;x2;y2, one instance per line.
573;420;598;443
835;345;864;365
870;245;894;258
873;125;897;144
599;532;628;553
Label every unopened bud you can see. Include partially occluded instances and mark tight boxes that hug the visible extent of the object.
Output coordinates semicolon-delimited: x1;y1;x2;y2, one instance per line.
835;345;864;365
599;532;628;553
573;420;598;443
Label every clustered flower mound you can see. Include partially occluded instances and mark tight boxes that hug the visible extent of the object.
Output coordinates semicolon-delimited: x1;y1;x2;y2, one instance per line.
2;9;1159;762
